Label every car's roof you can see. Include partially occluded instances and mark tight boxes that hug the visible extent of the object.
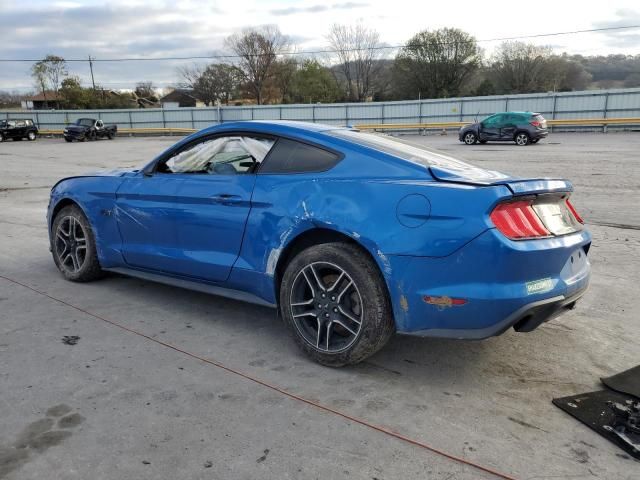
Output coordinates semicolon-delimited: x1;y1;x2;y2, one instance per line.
200;120;343;136
501;111;539;115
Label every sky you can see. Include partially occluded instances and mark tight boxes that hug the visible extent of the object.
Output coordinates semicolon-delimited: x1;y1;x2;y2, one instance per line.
1;0;639;92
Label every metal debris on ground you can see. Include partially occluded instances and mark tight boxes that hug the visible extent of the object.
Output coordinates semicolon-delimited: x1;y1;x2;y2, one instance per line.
61;336;80;346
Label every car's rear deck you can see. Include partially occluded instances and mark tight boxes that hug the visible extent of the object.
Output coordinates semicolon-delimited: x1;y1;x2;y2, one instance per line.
0;134;638;479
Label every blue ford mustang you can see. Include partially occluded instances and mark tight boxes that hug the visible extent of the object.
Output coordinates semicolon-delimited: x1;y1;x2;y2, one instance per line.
48;121;591;366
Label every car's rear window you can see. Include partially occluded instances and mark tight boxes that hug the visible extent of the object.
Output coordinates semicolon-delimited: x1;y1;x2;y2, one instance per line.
328;129;477;170
532;114;545;122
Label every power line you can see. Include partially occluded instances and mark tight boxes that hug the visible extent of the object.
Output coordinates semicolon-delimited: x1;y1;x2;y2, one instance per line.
0;25;638;63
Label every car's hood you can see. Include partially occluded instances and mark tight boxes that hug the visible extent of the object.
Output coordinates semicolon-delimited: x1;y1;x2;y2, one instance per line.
51;168;134;190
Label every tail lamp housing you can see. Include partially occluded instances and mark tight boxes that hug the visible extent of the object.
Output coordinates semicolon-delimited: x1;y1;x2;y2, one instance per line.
490;196;584;240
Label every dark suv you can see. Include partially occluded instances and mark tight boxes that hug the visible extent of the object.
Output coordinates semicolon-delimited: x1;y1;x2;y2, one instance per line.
0;119;38;142
459;112;548;146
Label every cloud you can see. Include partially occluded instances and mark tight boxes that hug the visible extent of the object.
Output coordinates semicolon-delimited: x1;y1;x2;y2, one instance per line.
270;2;368;16
591;9;640;48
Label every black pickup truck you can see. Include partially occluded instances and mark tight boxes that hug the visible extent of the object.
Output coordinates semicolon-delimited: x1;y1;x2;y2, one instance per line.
63;118;117;142
0;119;38;142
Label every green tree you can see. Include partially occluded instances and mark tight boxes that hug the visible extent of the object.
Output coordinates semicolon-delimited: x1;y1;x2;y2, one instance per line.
60;76;90;108
290;60;341;103
393;28;481;99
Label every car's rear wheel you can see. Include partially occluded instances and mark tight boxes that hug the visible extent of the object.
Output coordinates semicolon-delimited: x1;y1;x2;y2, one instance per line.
463;132;477;145
280;242;395;367
64;137;73;143
27;131;36;141
51;205;103;282
515;132;530;146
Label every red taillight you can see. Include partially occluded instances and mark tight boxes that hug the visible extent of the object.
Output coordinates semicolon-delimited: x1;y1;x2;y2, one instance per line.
530;120;541;127
490;200;551;239
566;199;584;224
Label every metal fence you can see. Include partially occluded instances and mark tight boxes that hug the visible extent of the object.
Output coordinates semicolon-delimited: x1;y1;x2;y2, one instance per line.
3;87;640;132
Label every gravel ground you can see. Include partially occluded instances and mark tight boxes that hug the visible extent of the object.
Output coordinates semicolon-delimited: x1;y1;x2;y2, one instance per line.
0;132;638;480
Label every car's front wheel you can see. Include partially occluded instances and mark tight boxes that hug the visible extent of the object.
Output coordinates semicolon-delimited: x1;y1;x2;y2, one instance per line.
27;131;36;141
279;242;395;367
515;132;530;146
51;205;103;282
463;132;477;145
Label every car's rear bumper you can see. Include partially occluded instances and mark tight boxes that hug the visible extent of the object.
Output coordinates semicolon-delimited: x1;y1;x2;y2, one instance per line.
384;227;591;338
533;129;548;139
402;285;587;339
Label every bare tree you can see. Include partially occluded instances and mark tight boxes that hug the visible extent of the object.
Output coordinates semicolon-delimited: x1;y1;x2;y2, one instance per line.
327;23;382;102
31;55;68;96
225;26;288;105
31;62;48;102
177;64;204;90
178;63;241;105
490;42;553;93
135;81;157;101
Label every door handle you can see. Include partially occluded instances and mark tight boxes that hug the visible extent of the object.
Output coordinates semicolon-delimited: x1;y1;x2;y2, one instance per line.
210;194;243;205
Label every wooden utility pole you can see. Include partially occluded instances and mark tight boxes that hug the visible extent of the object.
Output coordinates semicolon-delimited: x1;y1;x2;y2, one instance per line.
88;55;96;90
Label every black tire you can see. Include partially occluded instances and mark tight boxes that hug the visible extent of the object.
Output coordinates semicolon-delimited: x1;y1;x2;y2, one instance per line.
279;242;395;367
64;137;73;143
51;205;104;282
463;132;477;145
0;134;4;143
514;132;530;146
107;132;114;140
27;131;37;141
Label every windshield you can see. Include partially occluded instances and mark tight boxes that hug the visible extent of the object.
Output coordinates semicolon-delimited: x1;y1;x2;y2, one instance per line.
75;118;94;127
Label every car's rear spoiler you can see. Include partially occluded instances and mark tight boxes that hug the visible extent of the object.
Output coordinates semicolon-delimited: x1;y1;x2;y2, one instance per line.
428;166;572;194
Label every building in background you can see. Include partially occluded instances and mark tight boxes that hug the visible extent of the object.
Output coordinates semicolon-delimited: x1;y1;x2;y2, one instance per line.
160;89;204;108
21;91;63;110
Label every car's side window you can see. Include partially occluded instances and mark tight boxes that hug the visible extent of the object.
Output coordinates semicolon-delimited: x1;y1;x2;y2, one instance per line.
259;138;341;174
483;115;501;128
157;135;275;175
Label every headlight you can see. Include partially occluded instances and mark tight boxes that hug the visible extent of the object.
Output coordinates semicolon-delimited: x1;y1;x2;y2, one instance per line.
64;128;68;133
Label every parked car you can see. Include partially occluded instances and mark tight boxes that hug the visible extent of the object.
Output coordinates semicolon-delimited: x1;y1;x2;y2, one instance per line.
63;118;117;142
0;119;38;142
48;121;590;366
459;112;548;146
